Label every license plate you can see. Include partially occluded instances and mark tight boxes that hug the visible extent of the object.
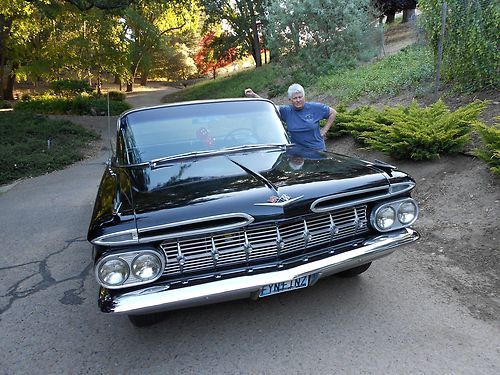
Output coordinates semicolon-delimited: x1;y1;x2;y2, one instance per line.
259;275;310;298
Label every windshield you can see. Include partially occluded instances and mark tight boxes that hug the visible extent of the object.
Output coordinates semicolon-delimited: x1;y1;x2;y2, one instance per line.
120;100;289;164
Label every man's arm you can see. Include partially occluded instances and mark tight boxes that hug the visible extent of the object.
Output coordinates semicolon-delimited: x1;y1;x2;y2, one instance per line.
320;107;337;138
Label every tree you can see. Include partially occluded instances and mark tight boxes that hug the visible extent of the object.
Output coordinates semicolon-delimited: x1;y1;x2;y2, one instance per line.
122;0;201;91
194;30;237;79
419;0;498;91
56;0;135;11
201;0;266;68
372;1;417;23
0;0;130;99
73;11;129;94
0;0;39;99
0;0;201;99
265;0;375;67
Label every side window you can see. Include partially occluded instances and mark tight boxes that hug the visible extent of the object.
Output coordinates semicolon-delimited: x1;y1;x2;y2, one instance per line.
114;128;126;164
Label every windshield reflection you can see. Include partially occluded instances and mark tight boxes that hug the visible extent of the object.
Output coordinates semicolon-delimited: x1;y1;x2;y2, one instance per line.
121;100;288;164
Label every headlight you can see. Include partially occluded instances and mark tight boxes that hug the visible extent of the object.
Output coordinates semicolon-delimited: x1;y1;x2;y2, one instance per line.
132;253;162;281
371;198;419;232
376;206;396;230
95;249;165;289
98;258;129;286
398;201;417;224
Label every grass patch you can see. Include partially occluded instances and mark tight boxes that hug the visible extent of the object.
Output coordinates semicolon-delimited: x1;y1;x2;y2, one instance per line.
316;45;434;105
164;65;280;103
0;111;99;185
1;100;12;109
164;45;433;106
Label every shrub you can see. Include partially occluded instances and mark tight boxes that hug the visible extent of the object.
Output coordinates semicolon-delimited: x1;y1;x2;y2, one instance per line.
331;100;488;160
473;120;500;175
49;79;93;97
14;96;130;115
107;91;126;101
21;93;32;101
331;106;393;138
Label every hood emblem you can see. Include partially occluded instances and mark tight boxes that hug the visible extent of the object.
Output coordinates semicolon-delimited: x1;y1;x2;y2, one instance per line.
268;194;291;203
256;194;304;207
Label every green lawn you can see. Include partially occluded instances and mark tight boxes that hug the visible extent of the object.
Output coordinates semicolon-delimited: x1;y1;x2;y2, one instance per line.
0;111;99;185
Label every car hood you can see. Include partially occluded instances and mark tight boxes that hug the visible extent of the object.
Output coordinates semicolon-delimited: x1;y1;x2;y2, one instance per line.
126;148;392;231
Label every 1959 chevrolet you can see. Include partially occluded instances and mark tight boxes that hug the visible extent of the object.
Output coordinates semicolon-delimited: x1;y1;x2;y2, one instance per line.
87;98;420;326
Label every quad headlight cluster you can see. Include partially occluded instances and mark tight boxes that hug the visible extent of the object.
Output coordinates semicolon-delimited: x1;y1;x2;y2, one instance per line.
370;198;419;232
95;249;165;289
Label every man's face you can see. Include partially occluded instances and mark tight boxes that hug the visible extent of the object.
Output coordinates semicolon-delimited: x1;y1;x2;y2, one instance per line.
289;92;305;110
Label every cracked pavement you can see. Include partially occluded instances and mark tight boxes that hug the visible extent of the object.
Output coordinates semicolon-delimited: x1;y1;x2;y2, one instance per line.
0;236;92;317
1;89;499;374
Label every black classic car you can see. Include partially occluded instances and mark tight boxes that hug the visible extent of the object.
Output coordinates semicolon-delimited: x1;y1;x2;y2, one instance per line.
88;98;420;326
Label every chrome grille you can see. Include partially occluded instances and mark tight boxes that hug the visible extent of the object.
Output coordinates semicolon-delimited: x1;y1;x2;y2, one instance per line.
160;205;368;276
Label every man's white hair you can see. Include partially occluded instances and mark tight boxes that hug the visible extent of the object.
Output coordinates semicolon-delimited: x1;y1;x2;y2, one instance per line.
287;83;305;99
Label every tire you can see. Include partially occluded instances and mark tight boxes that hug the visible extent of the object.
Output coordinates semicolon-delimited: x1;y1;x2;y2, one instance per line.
337;262;372;278
128;313;164;327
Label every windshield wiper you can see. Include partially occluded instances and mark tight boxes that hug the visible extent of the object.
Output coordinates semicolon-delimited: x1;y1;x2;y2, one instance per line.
150;143;290;168
220;143;289;152
150;150;218;167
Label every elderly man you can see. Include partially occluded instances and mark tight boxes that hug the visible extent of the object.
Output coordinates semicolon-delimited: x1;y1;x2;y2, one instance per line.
245;83;337;151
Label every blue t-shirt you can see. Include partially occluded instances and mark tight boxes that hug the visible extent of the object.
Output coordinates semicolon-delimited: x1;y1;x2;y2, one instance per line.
279;102;331;150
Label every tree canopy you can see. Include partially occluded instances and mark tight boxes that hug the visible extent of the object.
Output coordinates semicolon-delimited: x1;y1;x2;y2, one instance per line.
0;0;496;100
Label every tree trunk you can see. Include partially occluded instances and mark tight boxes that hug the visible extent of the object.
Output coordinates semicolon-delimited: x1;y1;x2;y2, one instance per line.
246;1;262;67
5;63;17;100
385;12;396;23
140;73;148;86
0;14;13;100
127;63;139;92
114;75;122;91
96;73;102;96
0;64;5;100
402;9;416;23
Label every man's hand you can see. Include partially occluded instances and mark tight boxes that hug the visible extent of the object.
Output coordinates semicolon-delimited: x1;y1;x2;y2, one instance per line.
321;107;337;138
244;88;259;98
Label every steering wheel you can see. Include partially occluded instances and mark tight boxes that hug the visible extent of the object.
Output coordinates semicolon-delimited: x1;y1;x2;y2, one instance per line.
223;128;257;145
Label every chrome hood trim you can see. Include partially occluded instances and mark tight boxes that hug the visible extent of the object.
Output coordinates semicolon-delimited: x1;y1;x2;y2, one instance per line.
137;213;254;242
311;181;415;212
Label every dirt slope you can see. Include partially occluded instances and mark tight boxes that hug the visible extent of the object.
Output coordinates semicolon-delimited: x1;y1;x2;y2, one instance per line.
329;134;499;321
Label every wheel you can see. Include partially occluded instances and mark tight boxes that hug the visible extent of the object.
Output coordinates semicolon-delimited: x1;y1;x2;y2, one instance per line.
337;262;372;278
128;313;164;327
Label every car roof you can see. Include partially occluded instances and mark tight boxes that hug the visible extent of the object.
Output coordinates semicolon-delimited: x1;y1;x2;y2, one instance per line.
119;97;275;120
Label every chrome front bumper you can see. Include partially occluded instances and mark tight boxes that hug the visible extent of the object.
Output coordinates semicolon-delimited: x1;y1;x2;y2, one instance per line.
99;228;419;315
